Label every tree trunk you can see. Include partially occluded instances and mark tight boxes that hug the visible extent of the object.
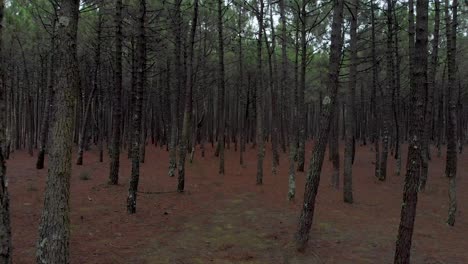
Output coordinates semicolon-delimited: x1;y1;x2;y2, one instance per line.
217;0;226;175
296;0;307;172
295;0;344;251
420;0;440;191
0;0;12;261
343;0;358;204
370;0;380;179
36;0;80;262
36;17;57;170
177;0;198;192
127;0;146;214
444;0;457;227
168;0;182;177
255;0;265;185
108;0;123;185
393;0;428;262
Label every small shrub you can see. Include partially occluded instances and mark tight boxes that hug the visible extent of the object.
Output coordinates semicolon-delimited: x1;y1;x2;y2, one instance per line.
79;171;91;181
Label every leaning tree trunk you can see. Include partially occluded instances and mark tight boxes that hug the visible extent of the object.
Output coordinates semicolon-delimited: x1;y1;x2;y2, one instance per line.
444;0;457;227
108;0;123;185
295;0;344;252
393;0;428;262
127;0;145;214
343;0;358;204
36;0;80;262
0;0;12;261
177;0;198;192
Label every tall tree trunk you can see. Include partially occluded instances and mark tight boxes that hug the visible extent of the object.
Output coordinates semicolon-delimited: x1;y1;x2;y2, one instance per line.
296;0;307;172
0;0;12;261
255;0;265;185
36;16;57;170
420;0;440;191
445;0;457;227
393;0;428;262
343;0;358;204
217;0;226;175
379;0;395;181
168;0;182;177
281;0;295;200
108;0;123;185
36;0;80;262
370;0;380;179
127;0;146;214
295;0;344;251
177;0;198;192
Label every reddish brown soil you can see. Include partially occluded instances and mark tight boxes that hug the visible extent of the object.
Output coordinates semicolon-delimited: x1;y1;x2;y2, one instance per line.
7;142;468;263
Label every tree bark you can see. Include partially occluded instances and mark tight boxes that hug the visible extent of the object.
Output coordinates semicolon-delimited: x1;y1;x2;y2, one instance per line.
0;0;12;261
108;0;123;185
127;0;146;214
295;0;344;251
393;0;428;262
177;0;199;192
344;0;358;204
420;0;440;191
36;0;80;262
445;0;457;227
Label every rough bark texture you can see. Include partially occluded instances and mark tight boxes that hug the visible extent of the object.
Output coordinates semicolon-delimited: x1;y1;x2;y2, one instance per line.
295;0;344;251
296;0;307;172
380;0;394;181
217;0;225;175
36;18;56;170
393;0;428;262
168;0;182;177
109;0;123;185
445;0;457;227
281;0;295;201
127;0;145;214
343;0;358;204
36;0;80;262
177;0;198;192
255;0;264;185
370;0;380;179
420;0;440;191
0;0;12;261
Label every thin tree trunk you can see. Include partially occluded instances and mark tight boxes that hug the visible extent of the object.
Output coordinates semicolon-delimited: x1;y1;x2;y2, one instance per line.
445;0;457;227
127;0;145;214
255;0;265;185
344;0;358;204
177;0;198;192
217;0;226;175
420;0;440;191
108;0;123;185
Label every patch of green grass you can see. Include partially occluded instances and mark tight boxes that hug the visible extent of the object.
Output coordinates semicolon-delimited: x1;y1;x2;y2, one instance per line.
79;171;91;181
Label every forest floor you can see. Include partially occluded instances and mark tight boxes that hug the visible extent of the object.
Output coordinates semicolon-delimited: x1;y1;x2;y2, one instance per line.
8;142;468;264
